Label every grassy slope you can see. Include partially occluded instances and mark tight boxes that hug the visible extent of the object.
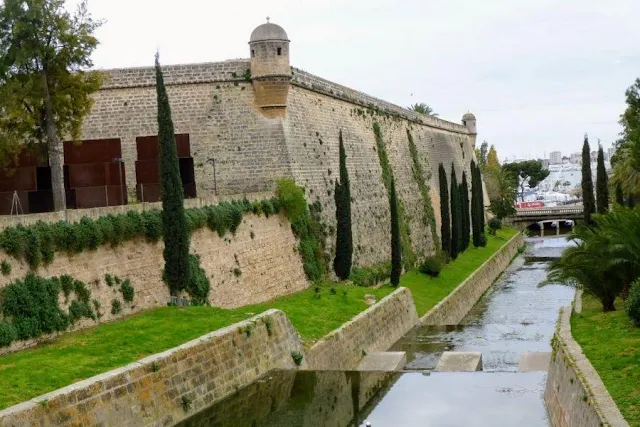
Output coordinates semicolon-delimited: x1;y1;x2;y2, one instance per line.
0;228;517;409
571;295;640;426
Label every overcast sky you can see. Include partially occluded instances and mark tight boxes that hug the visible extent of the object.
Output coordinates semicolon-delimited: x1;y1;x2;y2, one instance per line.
76;0;640;161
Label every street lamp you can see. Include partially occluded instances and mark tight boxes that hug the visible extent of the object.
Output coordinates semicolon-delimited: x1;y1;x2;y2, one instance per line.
112;157;124;206
206;157;217;196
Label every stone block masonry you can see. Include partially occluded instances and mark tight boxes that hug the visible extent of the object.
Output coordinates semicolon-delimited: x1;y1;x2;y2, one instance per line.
421;233;523;325
0;310;306;427
0;212;308;354
305;287;419;370
544;303;629;427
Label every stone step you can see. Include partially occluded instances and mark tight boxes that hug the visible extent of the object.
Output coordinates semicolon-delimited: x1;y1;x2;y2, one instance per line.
357;351;407;372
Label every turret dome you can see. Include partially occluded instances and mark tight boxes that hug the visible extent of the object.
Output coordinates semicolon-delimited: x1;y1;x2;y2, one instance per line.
250;22;289;43
462;112;476;121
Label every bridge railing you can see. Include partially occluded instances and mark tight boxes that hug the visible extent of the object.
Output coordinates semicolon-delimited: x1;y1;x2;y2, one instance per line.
515;207;583;216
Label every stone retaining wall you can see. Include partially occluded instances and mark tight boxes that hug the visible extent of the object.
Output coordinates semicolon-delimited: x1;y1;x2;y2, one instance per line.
420;233;523;325
544;302;629;427
305;287;419;370
0;310;305;427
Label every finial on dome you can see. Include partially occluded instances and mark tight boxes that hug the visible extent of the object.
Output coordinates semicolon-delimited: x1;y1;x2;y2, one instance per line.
266;16;270;23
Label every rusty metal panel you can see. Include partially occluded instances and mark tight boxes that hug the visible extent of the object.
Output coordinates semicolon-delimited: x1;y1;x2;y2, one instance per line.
135;160;159;184
64;139;122;164
67;164;107;188
136;136;158;161
106;162;126;186
0;167;37;192
176;134;191;157
73;185;127;209
136;183;161;203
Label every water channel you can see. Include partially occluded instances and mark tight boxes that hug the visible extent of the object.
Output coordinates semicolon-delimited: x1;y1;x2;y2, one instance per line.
177;237;574;427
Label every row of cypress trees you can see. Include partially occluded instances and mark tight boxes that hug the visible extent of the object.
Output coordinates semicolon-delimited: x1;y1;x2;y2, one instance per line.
438;162;486;260
582;135;611;224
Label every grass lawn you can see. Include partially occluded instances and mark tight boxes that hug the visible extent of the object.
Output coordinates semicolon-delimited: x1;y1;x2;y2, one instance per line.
571;295;640;426
0;227;518;410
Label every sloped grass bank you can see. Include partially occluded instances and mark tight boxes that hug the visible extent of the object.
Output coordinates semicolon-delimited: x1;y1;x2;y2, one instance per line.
0;228;517;410
572;295;640;425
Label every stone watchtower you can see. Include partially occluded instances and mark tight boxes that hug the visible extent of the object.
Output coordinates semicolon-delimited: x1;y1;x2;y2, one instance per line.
249;20;291;118
462;112;478;147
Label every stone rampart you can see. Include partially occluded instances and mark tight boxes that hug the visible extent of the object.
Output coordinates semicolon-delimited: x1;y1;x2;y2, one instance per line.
305;287;419;370
544;303;629;427
421;233;523;325
0;212;308;354
0;310;305;427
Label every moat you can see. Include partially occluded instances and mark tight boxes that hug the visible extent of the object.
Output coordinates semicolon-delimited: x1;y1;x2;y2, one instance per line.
177;237;573;427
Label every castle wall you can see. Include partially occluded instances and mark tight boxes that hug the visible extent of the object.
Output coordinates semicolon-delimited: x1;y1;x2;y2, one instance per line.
0;212;308;354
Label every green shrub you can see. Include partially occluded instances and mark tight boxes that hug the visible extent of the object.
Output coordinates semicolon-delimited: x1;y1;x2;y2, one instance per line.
420;253;446;277
0;273;70;341
111;299;122;315
478;234;488;247
0;322;17;346
120;279;135;303
488;218;502;236
68;300;95;323
291;350;304;366
60;275;74;299
1;259;12;276
187;254;210;305
627;280;640;327
350;262;392;287
277;178;307;223
104;274;114;287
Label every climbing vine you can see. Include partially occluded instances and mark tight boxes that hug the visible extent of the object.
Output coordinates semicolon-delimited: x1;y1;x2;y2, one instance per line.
373;122;416;269
406;129;438;247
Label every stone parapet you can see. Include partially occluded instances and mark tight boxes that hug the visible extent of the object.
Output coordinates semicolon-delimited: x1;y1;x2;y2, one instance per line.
544;302;629;427
421;233;523;325
0;310;305;427
305;287;419;370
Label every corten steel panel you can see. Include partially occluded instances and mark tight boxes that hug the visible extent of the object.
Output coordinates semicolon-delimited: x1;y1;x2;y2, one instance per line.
0;167;37;192
107;162;127;187
135;160;160;184
27;190;54;213
67;163;107;188
136;134;190;160
74;185;127;209
136;183;161;203
63;139;122;164
0;190;30;215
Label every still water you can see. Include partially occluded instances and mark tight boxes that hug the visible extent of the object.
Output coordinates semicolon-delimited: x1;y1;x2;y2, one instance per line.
177;237;573;427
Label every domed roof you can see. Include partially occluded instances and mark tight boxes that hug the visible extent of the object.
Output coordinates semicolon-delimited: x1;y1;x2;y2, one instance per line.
462;112;476;120
250;22;289;43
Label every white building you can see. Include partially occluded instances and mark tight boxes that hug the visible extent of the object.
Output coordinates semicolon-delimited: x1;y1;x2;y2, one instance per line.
550;151;562;164
570;152;581;164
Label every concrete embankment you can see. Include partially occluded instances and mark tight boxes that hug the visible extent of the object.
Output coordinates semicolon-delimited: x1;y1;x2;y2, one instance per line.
0;233;523;426
545;297;629;427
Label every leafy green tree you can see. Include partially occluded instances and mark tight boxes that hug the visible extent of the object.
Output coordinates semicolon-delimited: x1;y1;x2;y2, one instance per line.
450;164;461;259
486;145;500;170
474;141;488;167
596;145;609;214
156;54;190;295
488;166;517;220
408;103;438;117
0;0;103;211
438;163;451;255
460;171;470;251
333;130;353;280
389;177;402;287
581;135;596;224
502;160;550;202
611;78;640;196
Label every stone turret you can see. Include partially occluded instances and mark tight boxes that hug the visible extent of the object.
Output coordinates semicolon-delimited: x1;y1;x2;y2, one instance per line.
462;112;477;135
249;20;291;118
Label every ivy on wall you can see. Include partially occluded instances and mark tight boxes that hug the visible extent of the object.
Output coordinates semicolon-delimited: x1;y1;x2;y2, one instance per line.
372;122;416;269
406;129;438;248
0;198;281;270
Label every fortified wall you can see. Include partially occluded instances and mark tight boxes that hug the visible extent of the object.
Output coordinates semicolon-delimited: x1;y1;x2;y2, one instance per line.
78;21;481;267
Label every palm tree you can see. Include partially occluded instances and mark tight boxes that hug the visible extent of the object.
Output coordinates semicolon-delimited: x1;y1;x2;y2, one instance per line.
409;103;438;117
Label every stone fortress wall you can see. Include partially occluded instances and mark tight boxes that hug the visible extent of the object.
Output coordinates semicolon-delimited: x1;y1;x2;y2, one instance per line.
79;21;480;268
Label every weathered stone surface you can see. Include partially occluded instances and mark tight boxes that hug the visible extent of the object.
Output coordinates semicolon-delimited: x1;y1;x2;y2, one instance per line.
544;303;629;427
421;233;523;325
0;211;308;355
434;352;483;372
357;352;406;372
305;287;419;370
518;352;551;372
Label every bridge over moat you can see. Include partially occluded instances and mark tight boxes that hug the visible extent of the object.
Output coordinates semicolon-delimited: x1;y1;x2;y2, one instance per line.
510;206;584;236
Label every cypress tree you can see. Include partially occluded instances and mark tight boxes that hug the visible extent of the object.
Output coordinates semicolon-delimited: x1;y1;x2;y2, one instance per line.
596;145;609;214
438;164;451;255
390;177;402;287
461;171;470;251
155;54;190;295
477;164;485;232
615;183;624;206
470;161;481;247
581;136;595;224
333;130;353;280
450;164;461;260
